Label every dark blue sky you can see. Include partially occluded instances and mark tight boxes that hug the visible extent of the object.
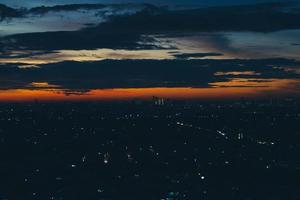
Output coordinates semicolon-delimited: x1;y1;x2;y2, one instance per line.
2;0;295;7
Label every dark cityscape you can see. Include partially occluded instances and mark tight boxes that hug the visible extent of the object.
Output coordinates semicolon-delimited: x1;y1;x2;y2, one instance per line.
0;98;299;199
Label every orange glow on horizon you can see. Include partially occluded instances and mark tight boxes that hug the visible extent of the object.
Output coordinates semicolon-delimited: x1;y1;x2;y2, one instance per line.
0;84;299;102
0;79;298;102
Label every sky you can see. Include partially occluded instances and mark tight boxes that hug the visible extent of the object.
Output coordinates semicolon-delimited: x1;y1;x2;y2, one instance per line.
1;0;296;7
0;0;299;101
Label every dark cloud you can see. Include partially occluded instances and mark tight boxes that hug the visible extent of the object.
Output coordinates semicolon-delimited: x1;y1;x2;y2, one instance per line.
0;4;21;20
97;2;300;32
0;31;160;51
2;2;300;52
0;58;299;90
29;4;108;14
172;52;223;59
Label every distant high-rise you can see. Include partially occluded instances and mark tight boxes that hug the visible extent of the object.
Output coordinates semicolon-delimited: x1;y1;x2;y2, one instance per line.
152;96;165;106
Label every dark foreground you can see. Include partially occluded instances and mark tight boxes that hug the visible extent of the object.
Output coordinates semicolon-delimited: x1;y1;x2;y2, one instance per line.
0;99;299;200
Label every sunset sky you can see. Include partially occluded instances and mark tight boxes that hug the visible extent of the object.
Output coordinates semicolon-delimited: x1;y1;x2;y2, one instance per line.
0;0;299;101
